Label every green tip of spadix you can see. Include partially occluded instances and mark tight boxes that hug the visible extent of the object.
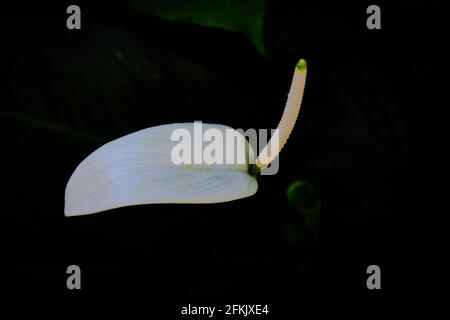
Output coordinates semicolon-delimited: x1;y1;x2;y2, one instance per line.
296;59;307;71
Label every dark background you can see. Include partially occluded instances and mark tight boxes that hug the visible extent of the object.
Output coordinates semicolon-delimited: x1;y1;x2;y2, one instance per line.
0;0;447;301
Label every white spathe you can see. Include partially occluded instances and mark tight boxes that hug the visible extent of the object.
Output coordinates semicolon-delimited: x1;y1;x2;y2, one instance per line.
64;123;258;216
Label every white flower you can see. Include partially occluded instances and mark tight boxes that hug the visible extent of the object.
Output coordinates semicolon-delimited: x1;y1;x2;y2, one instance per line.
64;59;307;216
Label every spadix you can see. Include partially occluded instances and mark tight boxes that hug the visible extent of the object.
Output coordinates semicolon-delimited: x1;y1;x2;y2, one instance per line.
64;59;307;216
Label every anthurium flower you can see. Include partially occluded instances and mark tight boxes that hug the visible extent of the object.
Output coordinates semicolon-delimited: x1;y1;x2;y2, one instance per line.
64;59;307;216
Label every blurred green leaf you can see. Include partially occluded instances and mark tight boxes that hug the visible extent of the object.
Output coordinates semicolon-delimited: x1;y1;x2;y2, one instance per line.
286;180;321;237
0;110;106;144
123;0;267;55
5;22;254;143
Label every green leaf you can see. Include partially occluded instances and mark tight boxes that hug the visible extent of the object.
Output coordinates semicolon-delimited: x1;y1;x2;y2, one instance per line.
5;21;254;143
286;180;321;237
0;110;106;144
123;0;267;55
